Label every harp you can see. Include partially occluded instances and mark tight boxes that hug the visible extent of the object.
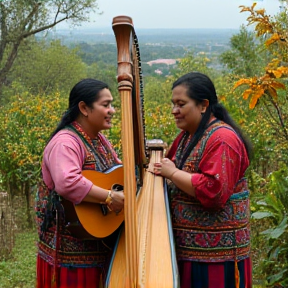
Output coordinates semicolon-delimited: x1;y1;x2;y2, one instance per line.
105;16;179;288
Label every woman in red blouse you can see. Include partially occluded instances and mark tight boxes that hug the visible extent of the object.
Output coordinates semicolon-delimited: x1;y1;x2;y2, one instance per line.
154;72;252;288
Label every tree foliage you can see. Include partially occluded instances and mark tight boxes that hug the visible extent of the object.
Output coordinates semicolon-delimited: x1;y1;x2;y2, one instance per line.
0;0;99;97
251;166;288;287
0;89;66;226
219;25;264;77
0;4;287;284
171;51;214;79
9;39;87;95
232;3;288;173
230;4;288;286
233;3;288;113
0;90;66;191
143;76;178;144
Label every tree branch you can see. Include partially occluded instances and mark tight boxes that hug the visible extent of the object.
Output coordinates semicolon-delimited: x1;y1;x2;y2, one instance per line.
0;41;21;85
0;0;99;92
0;3;8;63
262;93;288;141
22;17;69;39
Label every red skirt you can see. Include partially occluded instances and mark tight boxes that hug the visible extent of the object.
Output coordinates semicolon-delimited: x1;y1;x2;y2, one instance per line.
36;255;103;288
178;258;252;288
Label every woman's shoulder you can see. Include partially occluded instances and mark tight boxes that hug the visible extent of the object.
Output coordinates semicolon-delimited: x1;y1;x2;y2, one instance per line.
207;123;244;149
45;129;85;153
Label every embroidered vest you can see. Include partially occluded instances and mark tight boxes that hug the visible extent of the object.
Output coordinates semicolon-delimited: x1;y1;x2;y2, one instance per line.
170;121;250;262
35;122;120;268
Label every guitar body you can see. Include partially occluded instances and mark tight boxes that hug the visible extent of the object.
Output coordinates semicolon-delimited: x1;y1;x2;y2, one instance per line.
65;165;124;239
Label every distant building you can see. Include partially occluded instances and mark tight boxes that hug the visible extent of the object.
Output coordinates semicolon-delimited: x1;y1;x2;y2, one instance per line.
154;69;163;75
147;59;177;66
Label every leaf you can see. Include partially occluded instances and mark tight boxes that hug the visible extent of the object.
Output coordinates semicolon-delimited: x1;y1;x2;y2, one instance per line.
243;89;252;100
256;200;268;206
218;95;226;102
251;211;273;219
255;9;265;16
270;81;286;89
239;6;251;13
255;22;270;36
277;66;288;76
272;70;283;78
261;216;288;239
265;33;281;47
267;87;278;99
249;88;264;109
267;269;288;285
233;79;250;90
268;246;281;261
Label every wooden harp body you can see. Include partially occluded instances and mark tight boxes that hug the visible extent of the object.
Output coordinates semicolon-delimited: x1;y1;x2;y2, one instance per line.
105;16;179;288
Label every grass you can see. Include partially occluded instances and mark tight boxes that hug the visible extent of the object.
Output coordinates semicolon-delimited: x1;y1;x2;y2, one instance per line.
0;229;268;288
0;230;37;288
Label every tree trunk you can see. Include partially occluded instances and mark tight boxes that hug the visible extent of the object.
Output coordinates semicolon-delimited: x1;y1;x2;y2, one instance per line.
24;181;33;229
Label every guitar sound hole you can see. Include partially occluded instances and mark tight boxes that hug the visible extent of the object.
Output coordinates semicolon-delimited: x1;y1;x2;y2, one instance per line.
101;204;108;216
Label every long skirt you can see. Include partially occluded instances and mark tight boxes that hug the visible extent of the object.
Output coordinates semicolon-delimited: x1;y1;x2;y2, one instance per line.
178;258;252;288
36;255;103;288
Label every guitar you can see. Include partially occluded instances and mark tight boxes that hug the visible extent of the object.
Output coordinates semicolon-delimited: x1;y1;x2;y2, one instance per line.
64;165;124;239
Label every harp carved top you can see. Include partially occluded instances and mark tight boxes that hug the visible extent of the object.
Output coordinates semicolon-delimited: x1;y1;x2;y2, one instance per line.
112;16;136;89
112;15;133;26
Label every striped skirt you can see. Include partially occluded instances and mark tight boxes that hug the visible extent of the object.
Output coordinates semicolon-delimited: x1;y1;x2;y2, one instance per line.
178;258;252;288
36;255;103;288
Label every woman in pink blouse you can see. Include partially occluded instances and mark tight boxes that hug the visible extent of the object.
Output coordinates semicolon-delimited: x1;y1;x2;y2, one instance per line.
154;72;252;288
35;78;124;288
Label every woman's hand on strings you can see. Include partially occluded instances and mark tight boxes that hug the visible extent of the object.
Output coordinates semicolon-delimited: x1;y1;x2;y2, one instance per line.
153;158;179;179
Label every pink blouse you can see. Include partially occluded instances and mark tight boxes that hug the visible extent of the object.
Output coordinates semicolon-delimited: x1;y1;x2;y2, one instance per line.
42;130;93;204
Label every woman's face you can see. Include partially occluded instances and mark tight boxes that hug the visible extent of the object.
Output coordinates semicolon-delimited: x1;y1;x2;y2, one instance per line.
171;84;207;135
83;88;116;136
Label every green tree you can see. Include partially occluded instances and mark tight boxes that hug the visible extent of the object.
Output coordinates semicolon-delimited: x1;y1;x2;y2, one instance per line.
171;51;214;79
219;25;265;77
8;39;87;95
0;0;99;98
86;62;118;97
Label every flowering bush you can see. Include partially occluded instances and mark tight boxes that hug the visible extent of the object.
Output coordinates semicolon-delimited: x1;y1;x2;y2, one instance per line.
0;91;66;191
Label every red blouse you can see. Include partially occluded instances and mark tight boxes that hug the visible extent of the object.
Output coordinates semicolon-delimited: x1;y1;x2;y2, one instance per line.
168;126;249;209
167;121;251;262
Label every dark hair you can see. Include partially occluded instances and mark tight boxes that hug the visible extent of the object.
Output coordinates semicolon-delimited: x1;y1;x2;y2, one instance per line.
172;72;252;163
49;78;109;140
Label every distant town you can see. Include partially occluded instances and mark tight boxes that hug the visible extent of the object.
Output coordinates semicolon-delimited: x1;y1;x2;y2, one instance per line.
40;27;240;76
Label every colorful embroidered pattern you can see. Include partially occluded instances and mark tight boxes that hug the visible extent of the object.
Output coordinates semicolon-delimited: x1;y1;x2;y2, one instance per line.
38;230;109;268
35;122;120;268
170;121;250;262
67;121;120;171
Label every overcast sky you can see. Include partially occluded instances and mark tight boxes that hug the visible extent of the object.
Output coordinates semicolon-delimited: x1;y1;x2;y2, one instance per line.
66;0;281;30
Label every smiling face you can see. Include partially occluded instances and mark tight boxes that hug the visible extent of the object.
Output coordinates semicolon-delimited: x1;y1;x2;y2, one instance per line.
171;84;208;135
77;88;115;138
